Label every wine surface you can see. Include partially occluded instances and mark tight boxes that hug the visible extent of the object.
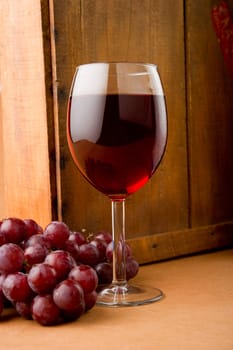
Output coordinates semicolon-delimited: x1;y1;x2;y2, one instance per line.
67;94;167;199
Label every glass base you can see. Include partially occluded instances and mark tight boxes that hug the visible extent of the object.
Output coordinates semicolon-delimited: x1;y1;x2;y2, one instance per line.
96;283;164;307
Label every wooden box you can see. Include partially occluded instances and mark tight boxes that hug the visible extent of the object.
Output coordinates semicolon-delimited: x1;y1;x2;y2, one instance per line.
0;0;233;263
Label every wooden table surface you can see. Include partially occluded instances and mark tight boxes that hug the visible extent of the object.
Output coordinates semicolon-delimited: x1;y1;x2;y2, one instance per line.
1;248;233;350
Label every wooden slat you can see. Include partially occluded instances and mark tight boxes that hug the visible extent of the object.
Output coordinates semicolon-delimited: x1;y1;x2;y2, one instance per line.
41;0;60;220
1;0;232;264
186;0;233;227
0;91;5;215
0;0;52;227
51;0;189;237
128;221;233;264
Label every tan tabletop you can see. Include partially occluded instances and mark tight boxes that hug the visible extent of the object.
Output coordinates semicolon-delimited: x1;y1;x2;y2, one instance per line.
1;248;233;350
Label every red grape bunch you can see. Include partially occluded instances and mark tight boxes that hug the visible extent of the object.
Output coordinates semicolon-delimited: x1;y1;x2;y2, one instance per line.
0;217;139;326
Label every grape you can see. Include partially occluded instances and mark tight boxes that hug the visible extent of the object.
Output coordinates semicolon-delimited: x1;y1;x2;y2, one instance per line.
43;221;70;249
45;250;75;282
106;241;113;262
84;290;97;311
0;243;24;274
0;274;5;290
95;231;112;244
95;262;113;285
53;279;84;311
0;230;6;246
2;272;33;303
126;257;139;280
61;302;85;322
125;243;132;257
68;231;87;246
0;275;8;308
69;265;98;294
90;238;107;262
0;218;26;244
24;234;51;250
61;308;83;322
27;263;57;294
23;219;43;240
24;244;48;270
0;292;4;315
106;241;132;263
15;300;32;319
0;215;140;326
32;294;61;326
64;239;79;261
78;243;100;266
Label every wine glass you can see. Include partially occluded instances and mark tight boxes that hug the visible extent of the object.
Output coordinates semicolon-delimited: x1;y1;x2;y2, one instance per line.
67;62;167;306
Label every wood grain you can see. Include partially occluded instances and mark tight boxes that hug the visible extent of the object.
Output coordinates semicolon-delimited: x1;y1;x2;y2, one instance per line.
51;0;189;237
0;0;233;263
128;221;233;264
0;86;5;215
186;0;233;226
0;0;52;227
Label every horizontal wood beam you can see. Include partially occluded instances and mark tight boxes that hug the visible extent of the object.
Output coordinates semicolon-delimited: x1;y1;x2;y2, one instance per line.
128;221;233;264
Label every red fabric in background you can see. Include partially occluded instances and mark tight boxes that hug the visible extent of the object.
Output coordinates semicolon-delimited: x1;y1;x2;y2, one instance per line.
212;0;233;78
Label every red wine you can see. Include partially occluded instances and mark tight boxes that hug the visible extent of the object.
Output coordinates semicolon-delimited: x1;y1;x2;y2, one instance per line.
67;94;167;199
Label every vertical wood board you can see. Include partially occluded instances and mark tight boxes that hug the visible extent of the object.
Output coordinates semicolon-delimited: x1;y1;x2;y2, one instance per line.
185;0;233;227
0;0;52;227
51;0;189;237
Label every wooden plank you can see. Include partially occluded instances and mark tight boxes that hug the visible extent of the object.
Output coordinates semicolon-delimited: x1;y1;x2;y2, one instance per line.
0;0;232;264
128;221;233;264
51;0;189;237
41;0;60;220
186;0;233;227
0;91;5;215
0;0;52;227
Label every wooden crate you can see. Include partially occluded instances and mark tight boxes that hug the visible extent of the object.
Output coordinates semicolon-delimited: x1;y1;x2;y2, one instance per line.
0;0;233;263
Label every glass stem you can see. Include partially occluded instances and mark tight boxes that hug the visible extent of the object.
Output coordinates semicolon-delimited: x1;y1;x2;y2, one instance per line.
111;199;127;286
